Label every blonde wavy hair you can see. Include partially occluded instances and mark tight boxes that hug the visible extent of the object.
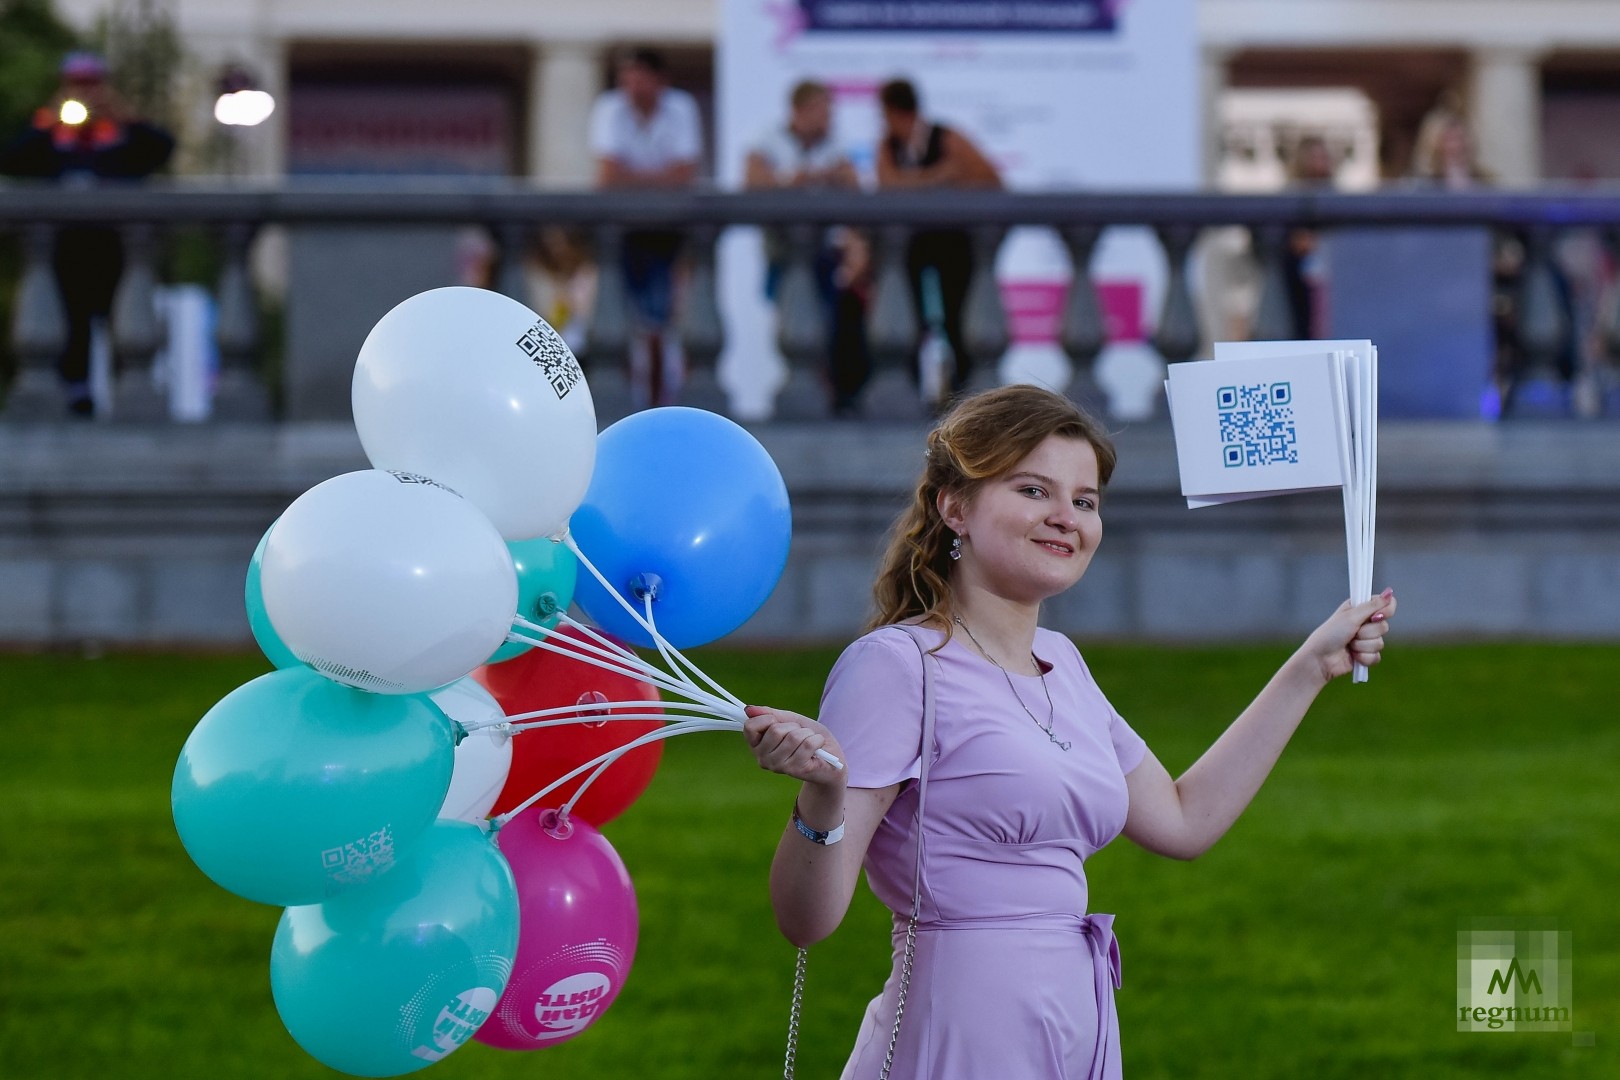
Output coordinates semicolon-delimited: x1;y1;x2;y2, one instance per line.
867;385;1116;633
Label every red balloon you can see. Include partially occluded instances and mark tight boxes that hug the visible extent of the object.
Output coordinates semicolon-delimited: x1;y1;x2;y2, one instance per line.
475;626;664;825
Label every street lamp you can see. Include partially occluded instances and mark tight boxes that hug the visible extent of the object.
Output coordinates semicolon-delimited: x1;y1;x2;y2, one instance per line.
214;65;274;127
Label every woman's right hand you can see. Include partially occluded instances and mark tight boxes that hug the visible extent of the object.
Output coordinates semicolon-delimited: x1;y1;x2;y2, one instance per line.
743;705;848;787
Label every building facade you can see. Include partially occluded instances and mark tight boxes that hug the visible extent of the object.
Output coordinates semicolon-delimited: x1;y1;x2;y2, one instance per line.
48;0;1620;187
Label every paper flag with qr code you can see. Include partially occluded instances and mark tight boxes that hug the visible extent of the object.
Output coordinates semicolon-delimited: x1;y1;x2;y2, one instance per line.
1166;340;1380;682
1164;353;1345;503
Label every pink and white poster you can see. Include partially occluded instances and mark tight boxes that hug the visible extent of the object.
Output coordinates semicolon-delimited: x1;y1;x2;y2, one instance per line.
716;0;1199;418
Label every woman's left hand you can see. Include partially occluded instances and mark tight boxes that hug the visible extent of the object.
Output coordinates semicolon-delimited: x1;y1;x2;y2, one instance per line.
1295;588;1397;685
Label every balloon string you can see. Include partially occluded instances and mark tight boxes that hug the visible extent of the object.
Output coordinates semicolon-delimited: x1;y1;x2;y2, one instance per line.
492;719;737;827
643;592;746;711
510;615;735;714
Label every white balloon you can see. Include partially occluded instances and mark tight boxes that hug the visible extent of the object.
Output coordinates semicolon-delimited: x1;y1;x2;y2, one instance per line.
262;470;517;695
431;679;513;823
352;287;597;540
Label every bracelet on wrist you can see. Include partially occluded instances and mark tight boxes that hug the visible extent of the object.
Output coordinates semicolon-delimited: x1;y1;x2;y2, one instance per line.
791;800;845;846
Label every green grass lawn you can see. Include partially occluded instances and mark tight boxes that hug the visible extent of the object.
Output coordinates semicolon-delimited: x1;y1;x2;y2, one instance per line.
1;642;1615;1079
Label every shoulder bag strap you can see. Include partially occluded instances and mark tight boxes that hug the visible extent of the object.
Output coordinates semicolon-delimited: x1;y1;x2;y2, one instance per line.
782;626;937;1080
879;624;937;1080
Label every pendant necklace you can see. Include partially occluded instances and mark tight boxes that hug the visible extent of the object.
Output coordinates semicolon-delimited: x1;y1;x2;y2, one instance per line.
953;616;1071;751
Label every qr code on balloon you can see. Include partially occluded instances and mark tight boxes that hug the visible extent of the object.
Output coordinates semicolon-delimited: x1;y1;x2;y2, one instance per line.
320;825;396;890
515;319;583;400
1217;382;1298;468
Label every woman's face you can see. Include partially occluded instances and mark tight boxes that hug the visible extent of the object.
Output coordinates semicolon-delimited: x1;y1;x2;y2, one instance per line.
939;434;1103;606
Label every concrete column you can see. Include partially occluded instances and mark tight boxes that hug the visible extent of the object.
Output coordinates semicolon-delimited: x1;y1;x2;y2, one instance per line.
530;40;606;185
1468;47;1545;187
1200;46;1232;188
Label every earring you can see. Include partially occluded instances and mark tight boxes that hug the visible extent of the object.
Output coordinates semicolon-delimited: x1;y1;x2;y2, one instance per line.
948;535;963;561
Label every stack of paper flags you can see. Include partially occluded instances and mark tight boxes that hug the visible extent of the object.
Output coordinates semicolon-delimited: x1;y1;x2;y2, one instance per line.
1165;340;1379;682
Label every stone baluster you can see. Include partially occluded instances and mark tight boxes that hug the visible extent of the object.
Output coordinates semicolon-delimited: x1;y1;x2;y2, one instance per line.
861;223;924;420
1058;224;1107;414
1248;224;1296;341
771;223;830;421
1504;225;1573;417
1151;225;1202;419
490;221;531;302
111;222;167;421
675;223;728;413
3;224;69;420
584;223;633;424
960;225;1009;393
211;222;270;421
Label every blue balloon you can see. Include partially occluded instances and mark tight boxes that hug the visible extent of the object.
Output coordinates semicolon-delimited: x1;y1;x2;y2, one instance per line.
569;407;791;649
271;820;520;1077
486;536;578;664
172;668;455;906
245;522;302;670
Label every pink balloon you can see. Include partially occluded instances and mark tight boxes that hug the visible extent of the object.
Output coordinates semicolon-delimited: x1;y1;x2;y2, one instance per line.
477;808;638;1050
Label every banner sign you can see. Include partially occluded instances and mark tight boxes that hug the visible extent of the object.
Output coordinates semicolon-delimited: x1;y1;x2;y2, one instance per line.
795;0;1120;34
716;0;1198;418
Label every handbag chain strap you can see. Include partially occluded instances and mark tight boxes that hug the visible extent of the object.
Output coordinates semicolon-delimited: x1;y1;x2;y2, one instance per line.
781;625;937;1080
784;945;806;1080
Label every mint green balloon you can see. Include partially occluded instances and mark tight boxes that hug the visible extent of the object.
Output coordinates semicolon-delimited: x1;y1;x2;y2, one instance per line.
486;536;578;664
246;522;302;670
172;668;455;906
271;820;520;1077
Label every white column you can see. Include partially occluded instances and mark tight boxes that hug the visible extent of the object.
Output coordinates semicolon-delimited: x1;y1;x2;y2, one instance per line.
529;40;606;185
1468;47;1545;187
1200;46;1232;188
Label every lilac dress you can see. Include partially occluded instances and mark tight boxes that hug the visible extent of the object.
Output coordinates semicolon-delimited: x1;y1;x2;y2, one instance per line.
817;625;1147;1080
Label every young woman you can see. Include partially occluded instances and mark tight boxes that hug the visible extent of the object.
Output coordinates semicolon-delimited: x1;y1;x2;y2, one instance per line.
743;385;1395;1080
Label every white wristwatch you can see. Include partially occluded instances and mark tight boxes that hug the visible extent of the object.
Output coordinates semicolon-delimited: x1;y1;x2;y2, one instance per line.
791;801;845;845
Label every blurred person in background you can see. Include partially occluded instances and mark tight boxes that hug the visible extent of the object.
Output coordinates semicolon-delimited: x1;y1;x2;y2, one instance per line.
745;79;870;414
1283;134;1339;339
590;48;702;408
0;50;174;416
875;78;1001;404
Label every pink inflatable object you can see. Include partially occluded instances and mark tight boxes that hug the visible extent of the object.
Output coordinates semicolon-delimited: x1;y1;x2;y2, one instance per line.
477;808;639;1049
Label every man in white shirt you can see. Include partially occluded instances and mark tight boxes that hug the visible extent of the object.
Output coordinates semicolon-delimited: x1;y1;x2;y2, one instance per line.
744;81;868;414
590;49;703;408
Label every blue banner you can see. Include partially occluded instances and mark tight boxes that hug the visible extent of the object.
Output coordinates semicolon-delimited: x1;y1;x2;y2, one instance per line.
798;0;1118;34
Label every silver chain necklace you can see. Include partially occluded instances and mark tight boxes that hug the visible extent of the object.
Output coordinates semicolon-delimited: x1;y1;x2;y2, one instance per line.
952;616;1071;751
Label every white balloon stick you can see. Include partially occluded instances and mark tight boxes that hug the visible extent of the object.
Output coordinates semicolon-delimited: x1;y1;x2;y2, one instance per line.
493;719;737;826
643;592;746;710
504;628;732;711
500;700;733;723
509;615;737;713
561;534;746;710
507;712;737;731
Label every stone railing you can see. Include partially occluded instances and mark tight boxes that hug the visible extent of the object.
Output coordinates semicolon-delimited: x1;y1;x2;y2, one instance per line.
3;182;1619;423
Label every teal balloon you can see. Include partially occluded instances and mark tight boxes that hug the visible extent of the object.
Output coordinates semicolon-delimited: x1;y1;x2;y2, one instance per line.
172;668;455;906
246;522;302;670
486;536;578;664
271;820;520;1077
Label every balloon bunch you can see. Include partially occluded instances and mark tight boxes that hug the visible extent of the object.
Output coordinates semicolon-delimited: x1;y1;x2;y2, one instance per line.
171;288;817;1076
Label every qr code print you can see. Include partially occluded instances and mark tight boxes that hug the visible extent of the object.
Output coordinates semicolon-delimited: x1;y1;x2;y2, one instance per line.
390;471;460;497
320;825;396;890
515;319;582;400
1217;382;1298;467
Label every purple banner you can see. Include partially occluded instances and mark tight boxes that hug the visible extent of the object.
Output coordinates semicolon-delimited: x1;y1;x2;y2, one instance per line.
798;0;1119;34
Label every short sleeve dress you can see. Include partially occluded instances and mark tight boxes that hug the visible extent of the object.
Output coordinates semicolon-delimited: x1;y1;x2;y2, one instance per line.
817;624;1147;1080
